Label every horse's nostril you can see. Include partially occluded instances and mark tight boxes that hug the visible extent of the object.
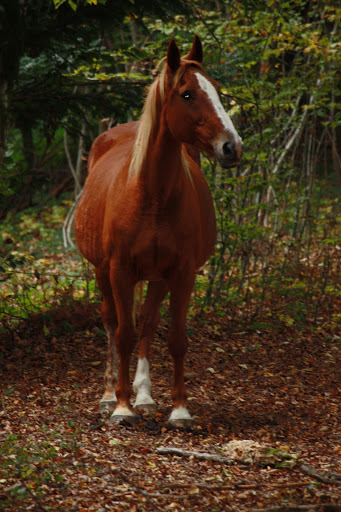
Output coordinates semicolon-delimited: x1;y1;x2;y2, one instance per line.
222;141;234;157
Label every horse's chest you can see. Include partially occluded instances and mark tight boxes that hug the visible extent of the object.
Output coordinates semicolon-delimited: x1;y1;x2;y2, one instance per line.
130;214;198;279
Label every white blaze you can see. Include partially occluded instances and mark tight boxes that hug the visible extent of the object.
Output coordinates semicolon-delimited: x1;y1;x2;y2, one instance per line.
195;72;240;141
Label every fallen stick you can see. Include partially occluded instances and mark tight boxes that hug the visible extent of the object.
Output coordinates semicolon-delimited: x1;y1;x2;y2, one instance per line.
110;468;164;512
299;465;341;486
251;505;341;512
163;481;313;491
156;446;341;487
156;446;236;465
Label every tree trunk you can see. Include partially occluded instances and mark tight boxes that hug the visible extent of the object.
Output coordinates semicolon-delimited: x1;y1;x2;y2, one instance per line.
0;85;8;172
20;120;36;170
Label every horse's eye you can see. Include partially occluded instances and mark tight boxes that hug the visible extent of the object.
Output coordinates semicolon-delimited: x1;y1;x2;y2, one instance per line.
181;90;192;101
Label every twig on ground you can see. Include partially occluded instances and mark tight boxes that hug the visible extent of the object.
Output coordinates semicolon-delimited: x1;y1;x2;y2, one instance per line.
156;446;237;465
156;446;341;487
111;468;164;512
299;465;341;486
251;505;341;512
163;481;314;491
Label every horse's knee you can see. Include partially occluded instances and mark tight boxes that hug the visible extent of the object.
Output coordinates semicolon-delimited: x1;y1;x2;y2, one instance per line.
115;324;136;355
138;309;160;339
101;299;117;333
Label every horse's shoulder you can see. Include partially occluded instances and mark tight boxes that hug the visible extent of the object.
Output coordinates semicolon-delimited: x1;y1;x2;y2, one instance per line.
88;121;139;172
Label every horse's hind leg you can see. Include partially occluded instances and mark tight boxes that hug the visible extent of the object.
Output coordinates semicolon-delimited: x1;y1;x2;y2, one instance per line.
168;270;195;428
95;267;118;417
109;265;137;424
133;280;168;413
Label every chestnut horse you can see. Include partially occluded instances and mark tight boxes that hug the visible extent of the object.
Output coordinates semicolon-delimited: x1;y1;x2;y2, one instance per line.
74;36;243;427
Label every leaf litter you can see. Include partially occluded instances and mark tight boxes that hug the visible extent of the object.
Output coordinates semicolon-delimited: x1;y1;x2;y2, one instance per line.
0;304;340;511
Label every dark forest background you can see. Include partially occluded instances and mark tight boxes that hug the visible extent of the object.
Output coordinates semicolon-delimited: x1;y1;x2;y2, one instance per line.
0;0;340;331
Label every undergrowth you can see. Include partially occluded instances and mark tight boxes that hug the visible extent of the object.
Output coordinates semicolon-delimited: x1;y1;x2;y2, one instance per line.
0;191;340;336
0;196;97;326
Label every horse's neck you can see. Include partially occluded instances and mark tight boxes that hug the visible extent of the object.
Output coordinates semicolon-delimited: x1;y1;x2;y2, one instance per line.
141;119;184;202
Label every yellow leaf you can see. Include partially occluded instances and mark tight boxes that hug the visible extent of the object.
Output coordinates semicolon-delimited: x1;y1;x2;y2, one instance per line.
188;485;200;495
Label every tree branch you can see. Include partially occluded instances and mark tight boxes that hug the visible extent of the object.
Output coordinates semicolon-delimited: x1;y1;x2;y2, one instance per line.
164;481;313;491
156;446;236;465
299;465;341;486
111;469;164;512
156;446;341;487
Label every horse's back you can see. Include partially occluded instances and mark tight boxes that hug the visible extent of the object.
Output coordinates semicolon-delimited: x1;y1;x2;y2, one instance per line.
88;121;139;172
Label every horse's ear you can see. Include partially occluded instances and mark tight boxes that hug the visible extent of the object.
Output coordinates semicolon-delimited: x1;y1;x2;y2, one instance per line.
185;35;203;63
167;39;181;72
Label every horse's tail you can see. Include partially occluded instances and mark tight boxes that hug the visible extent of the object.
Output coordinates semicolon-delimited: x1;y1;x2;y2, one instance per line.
132;281;144;328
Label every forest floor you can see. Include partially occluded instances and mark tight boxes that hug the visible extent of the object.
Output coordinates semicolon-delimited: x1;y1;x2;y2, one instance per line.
0;302;340;512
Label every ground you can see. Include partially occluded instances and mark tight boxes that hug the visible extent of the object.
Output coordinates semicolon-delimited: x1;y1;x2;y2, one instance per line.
0;303;340;511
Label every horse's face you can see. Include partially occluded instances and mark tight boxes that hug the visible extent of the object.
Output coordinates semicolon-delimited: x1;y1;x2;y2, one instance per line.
165;39;243;169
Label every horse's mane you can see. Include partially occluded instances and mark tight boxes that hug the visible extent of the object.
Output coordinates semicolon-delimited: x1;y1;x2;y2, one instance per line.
128;59;203;181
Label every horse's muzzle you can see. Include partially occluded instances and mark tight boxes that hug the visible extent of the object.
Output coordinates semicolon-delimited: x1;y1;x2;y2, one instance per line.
214;136;243;168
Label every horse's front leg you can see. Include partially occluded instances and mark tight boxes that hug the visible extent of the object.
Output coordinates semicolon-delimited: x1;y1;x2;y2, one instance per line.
167;269;195;428
133;280;168;412
109;265;137;424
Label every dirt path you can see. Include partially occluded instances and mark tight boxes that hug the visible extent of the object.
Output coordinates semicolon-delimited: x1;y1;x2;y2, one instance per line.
1;305;340;511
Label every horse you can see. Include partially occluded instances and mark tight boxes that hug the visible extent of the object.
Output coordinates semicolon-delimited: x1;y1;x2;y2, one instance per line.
74;36;243;427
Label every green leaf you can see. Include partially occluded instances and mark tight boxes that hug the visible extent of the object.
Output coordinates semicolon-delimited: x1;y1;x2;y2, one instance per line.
68;0;77;10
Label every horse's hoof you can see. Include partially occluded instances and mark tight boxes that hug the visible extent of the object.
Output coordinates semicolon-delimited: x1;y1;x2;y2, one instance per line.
133;402;157;414
168;417;194;429
168;406;193;429
99;400;116;417
109;413;138;426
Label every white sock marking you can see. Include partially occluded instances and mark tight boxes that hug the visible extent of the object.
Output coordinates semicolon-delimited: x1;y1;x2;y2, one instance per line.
169;405;192;421
133;358;155;406
100;391;117;403
195;72;241;142
112;404;134;417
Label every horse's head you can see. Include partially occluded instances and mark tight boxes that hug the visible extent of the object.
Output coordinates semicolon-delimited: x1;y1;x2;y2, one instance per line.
164;36;243;168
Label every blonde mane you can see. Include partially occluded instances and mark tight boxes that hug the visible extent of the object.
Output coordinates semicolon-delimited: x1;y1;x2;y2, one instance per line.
128;59;200;182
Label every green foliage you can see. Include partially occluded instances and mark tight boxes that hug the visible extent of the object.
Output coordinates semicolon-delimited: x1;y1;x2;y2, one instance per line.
0;0;340;331
191;154;341;330
54;0;114;10
0;199;97;325
0;140;21;197
0;431;68;510
0;0;190;207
